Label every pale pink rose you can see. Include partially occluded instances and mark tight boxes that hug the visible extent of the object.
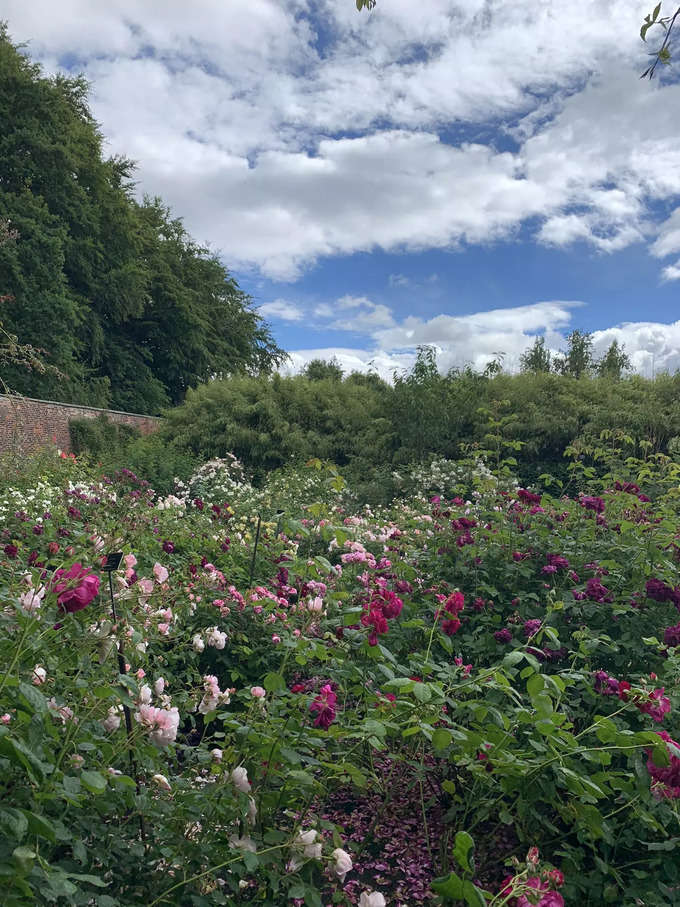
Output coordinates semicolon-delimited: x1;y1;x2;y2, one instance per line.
47;698;75;724
158;622;170;635
138;578;154;595
135;704;179;747
192;634;205;653
138;684;152;705
32;665;46;685
153;563;169;584
206;627;227;649
136;668;146;680
1;713;11;724
103;705;122;732
154;677;165;695
271;634;281;644
124;554;137;569
20;586;45;613
250;686;266;699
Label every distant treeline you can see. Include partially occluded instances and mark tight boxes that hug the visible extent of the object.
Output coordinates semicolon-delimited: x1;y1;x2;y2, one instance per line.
0;27;283;413
109;348;680;499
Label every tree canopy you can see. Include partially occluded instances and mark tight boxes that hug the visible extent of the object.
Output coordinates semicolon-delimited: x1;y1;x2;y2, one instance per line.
0;26;284;412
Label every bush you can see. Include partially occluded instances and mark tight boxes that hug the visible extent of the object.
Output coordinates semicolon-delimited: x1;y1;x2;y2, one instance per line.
69;414;140;459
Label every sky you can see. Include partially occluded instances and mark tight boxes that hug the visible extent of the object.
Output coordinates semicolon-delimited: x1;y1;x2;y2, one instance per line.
5;0;680;378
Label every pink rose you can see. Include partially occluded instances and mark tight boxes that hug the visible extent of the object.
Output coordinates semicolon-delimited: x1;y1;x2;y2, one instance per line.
153;563;169;584
52;563;100;613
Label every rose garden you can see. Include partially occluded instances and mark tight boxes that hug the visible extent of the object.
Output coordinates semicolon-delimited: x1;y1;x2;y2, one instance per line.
1;439;680;906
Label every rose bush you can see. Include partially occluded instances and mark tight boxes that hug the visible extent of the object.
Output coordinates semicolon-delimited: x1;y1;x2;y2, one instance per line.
1;440;680;905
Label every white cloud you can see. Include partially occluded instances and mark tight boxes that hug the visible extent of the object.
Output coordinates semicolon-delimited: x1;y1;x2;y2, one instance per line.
258;299;304;321
288;307;680;379
651;208;680;259
661;260;680;282
329;296;395;331
592;321;680;376
283;347;414;381
371;300;580;372
5;0;679;280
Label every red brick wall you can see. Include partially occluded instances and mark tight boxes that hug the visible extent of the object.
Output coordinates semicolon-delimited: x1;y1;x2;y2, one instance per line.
0;395;161;455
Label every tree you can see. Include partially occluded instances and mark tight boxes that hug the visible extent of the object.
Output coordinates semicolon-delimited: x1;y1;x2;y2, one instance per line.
554;330;594;379
302;358;344;382
0;218;65;393
520;336;552;374
597;340;631;380
0;26;284;413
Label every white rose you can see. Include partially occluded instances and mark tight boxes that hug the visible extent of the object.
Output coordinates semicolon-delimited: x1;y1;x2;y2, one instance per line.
359;893;386;907
296;828;322;860
152;773;171;791
231;766;251;793
331;847;353;882
192;634;205;653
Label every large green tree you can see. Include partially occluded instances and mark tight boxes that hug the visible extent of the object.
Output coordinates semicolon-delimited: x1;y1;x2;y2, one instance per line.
0;25;283;412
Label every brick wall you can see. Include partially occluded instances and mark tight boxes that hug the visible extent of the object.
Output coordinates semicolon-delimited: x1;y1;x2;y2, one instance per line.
0;395;161;455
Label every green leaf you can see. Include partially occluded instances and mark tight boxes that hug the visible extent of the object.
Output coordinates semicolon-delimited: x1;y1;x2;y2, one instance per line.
526;674;545;697
413;682;431;702
12;846;36;873
452;831;475;873
432;871;487;905
0;809;28;842
263;672;286;692
242;850;259;872
65;872;108;888
18;681;47;715
0;735;47;782
81;770;107;795
432;728;452;751
21;810;56;843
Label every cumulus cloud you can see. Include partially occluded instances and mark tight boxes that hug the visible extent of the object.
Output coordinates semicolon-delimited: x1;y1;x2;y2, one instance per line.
661;261;680;282
5;0;679;279
592;321;680;376
651;208;680;259
283;347;414;381
290;300;680;379
257;299;304;321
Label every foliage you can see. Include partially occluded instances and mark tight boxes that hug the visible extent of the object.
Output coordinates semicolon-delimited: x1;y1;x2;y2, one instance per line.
640;3;679;78
126;350;680;502
0;26;284;412
3;437;680;904
68;415;140;460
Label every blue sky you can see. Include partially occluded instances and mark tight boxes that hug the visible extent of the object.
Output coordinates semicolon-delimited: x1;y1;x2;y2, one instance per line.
6;0;680;377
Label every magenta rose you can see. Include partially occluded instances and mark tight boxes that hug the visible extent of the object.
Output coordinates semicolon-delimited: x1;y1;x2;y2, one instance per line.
52;563;100;613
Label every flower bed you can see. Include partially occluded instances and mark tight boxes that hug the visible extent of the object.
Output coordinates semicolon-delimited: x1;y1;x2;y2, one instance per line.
1;451;680;905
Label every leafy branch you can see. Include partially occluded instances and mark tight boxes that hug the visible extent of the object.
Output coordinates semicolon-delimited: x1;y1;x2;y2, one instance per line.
640;3;679;77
